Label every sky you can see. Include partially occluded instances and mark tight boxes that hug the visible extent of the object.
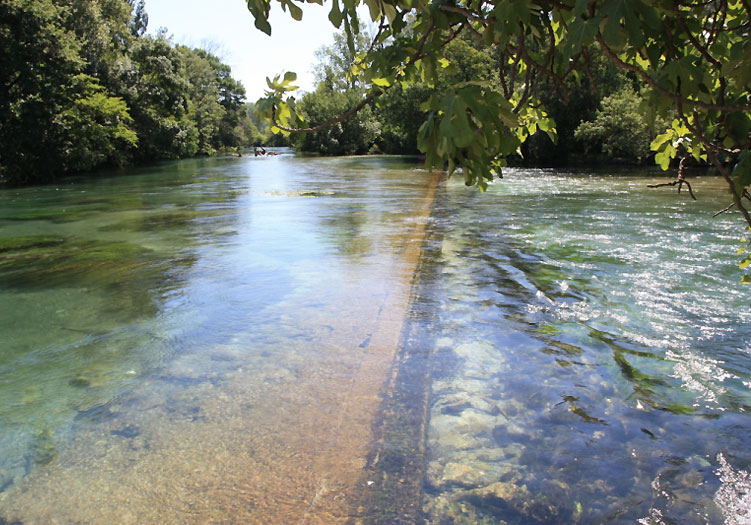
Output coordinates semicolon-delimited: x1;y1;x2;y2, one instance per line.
144;0;339;101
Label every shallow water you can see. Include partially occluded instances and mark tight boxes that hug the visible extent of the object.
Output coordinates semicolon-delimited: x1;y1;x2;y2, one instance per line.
0;153;438;523
408;169;751;524
0;158;749;524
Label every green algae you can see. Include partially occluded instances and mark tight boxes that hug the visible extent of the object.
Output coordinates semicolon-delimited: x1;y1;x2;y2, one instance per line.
0;236;66;253
98;207;232;233
2;204;108;223
0;238;155;281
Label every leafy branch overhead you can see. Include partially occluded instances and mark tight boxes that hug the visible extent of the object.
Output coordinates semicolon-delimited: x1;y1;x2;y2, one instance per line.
248;0;751;256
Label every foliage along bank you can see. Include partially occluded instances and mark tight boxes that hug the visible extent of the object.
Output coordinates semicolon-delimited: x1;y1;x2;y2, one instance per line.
289;29;671;167
0;0;264;186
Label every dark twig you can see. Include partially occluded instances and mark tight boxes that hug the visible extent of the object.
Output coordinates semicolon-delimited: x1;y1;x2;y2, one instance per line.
647;157;697;200
720;191;751;216
439;5;491;25
676;11;722;69
714;202;735;217
508;24;570;103
499;51;510;99
707;151;751;229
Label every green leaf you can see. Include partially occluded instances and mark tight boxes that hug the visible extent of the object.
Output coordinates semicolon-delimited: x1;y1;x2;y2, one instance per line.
363;0;380;20
371;77;392;87
329;0;343;28
567;16;599;48
601;17;627;50
655;145;674;170
651;133;671;150
382;3;397;23
287;1;303;21
451;107;474;148
727;112;751;143
247;0;272;35
573;0;588;16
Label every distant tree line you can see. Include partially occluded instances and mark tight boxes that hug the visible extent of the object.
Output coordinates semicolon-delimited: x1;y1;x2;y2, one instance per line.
0;0;267;185
288;28;671;166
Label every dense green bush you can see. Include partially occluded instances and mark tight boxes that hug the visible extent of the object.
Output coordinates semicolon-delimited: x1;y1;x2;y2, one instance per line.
575;88;653;161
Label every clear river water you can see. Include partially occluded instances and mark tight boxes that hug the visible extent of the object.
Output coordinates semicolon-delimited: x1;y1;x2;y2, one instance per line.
0;153;749;524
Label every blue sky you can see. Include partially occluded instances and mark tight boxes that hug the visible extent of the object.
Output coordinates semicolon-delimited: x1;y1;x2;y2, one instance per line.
145;0;339;100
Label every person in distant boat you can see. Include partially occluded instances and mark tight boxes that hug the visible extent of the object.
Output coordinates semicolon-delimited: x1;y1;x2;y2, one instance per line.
254;146;266;157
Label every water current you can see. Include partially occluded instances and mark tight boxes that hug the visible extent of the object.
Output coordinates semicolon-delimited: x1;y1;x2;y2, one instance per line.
0;155;749;523
410;169;751;524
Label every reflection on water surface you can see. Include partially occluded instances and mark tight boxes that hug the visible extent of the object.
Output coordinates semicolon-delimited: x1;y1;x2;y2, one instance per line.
0;160;749;524
0;154;437;523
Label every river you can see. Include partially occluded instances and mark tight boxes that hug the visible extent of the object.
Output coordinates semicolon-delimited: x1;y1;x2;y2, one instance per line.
0;154;749;523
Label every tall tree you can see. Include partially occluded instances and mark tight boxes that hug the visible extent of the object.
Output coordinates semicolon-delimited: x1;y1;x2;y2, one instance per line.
0;0;255;184
121;33;198;160
0;0;83;183
128;0;148;37
313;31;372;91
178;46;248;154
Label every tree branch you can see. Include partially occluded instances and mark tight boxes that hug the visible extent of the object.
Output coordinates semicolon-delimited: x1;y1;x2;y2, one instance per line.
269;19;444;134
707;150;751;229
439;5;491;25
271;90;385;133
675;11;722;70
499;51;511;99
509;33;570;103
647;157;697;200
714;202;735;217
595;33;751;112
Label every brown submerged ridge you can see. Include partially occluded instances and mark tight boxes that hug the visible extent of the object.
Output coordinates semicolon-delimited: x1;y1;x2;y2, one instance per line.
298;170;442;524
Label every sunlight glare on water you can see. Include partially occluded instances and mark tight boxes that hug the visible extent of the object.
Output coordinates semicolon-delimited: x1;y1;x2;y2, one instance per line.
409;169;751;524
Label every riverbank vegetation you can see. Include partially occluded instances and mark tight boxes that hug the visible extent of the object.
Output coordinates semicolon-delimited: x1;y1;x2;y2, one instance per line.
0;0;264;185
292;29;668;167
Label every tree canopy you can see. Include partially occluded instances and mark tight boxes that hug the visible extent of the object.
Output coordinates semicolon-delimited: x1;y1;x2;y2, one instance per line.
251;0;751;251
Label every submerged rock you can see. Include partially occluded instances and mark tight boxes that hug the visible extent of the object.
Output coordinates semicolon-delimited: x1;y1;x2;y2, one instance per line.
0;469;14;493
111;424;141;439
453;340;505;373
429;410;500;455
428;459;516;490
425;479;577;524
68;377;91;389
29;429;57;468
